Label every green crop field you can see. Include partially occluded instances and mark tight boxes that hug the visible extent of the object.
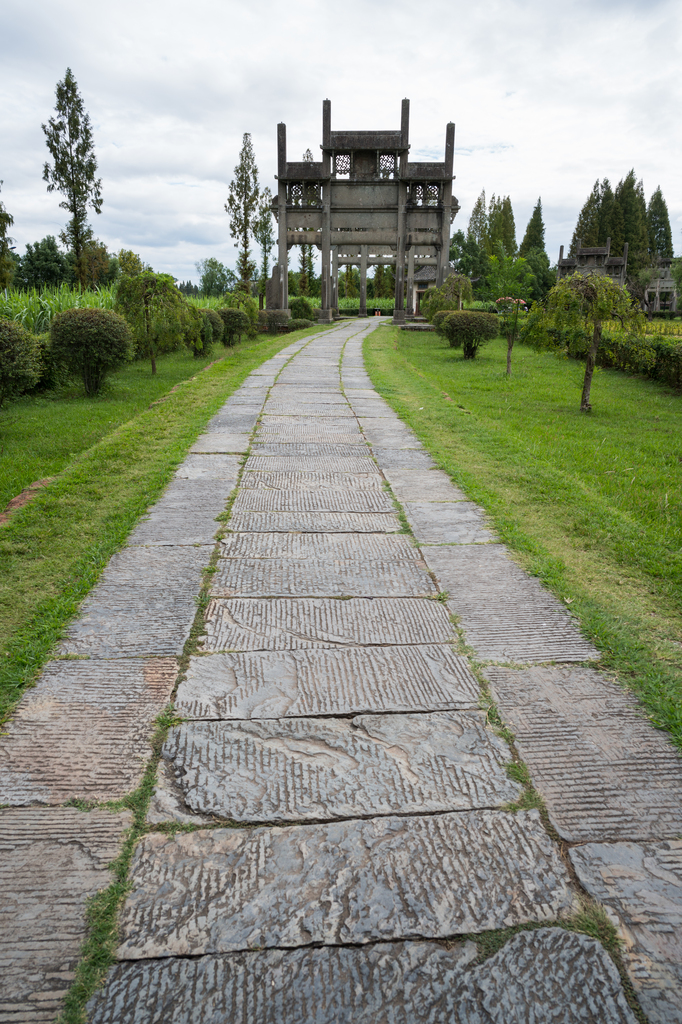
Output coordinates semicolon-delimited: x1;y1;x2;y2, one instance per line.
365;325;682;746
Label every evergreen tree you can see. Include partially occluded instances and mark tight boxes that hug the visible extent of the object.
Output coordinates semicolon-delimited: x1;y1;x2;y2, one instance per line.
597;179;615;246
0;182;16;289
252;187;275;303
613;170;648;261
225;133;259;291
519;198;545;257
487;194;516;256
373;264;386;298
42;69;103;290
647;186;673;258
570;181;601;253
449;229;488;286
467;190;487;249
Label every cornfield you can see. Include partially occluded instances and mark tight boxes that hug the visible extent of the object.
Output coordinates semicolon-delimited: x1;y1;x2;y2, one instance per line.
0;285;116;334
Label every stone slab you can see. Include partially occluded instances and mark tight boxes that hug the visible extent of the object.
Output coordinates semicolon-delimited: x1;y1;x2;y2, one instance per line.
174;453;241;480
239;470;383;491
176;645;480;719
60;545;212;657
200;597;454;651
232;487;394;512
263;404;353;416
244;456;380;474
570;841;682;1024
251;442;369;456
212;533;433;596
373;447;437;470
0;808;132;1023
227;510;401;533
161;711;520;822
359;420;422;448
386;468;468;503
348;401;399;418
204;414;259;433
403;501;497;545
126;479;230;545
256;430;364;445
117;809;574;959
486;665;682;841
259;414;357;426
89;930;636;1024
190;432;251;453
0;658;177;804
426;545;600;663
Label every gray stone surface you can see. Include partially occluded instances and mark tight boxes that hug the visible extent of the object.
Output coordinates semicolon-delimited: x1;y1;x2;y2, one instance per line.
257;429;364;445
190;432;251;453
348;400;399;418
251;442;370;456
571;841;682;1024
359;420;422;448
60;545;212;657
426;545;599;662
212;533;434;596
385;468;468;503
228;510;401;533
126;479;229;545
245;455;379;473
239;470;383;491
403;501;497;545
176;645;480;719
232;486;394;512
117;809;574;959
89;930;637;1024
0;658;177;804
1;808;131;1023
486;665;682;841
373;447;437;470
200;597;454;651
174;453;241;480
160;711;520;822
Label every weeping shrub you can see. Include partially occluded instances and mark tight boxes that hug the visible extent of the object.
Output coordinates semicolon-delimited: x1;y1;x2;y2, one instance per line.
50;307;132;395
441;311;498;358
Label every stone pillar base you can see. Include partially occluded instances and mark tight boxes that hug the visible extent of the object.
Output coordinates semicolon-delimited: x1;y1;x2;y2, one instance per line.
316;308;334;324
392;309;406;325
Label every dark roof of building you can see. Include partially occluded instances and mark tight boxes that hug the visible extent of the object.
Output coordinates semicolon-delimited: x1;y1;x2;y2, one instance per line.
413;266;437;282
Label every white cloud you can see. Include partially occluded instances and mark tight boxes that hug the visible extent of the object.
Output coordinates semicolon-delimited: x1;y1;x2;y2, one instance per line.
2;0;681;282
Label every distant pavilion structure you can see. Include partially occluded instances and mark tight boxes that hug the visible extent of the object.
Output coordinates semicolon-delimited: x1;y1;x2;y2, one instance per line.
267;99;459;323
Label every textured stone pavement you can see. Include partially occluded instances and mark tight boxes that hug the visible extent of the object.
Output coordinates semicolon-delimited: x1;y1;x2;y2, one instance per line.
2;321;681;1022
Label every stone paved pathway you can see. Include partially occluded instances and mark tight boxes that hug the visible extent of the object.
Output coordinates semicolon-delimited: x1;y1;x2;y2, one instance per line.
2;322;682;1023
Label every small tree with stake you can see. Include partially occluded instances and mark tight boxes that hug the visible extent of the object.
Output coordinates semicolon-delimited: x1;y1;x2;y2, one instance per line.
496;296;527;375
521;273;644;412
42;68;103;290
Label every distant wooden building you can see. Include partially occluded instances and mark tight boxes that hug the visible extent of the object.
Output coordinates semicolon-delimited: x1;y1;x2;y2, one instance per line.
556;238;628;288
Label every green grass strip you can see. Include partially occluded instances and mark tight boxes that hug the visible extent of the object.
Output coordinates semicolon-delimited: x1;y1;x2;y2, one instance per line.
364;327;682;748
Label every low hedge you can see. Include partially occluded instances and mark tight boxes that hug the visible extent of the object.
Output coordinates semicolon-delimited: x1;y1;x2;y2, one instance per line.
599;333;682;390
289;297;315;320
288;318;314;331
258;310;291;334
440;311;499;358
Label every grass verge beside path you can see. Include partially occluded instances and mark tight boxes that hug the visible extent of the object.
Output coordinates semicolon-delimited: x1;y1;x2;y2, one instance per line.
364;327;682;747
0;330;316;723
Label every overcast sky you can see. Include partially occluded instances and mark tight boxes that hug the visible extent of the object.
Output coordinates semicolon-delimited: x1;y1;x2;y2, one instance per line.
2;0;681;283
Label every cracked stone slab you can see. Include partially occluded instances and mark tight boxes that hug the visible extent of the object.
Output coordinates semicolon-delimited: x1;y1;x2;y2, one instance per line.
486;665;682;841
239;470;383;491
403;501;497;545
60;546;212;657
244;456;379;474
570;841;682;1024
176;645;479;719
190;432;251;453
386;468;469;503
232;487;394;513
200;597;454;651
88;929;636;1024
251;442;369;457
160;711;521;823
373;447;437;470
173;453;241;480
212;533;434;596
0;807;132;1023
0;658;177;804
117;809;574;959
126;479;230;545
426;545;599;663
227;510;401;533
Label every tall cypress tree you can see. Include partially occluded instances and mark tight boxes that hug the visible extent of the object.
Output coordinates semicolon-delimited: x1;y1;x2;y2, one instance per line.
467;190;487;249
570;182;601;253
613;170;649;259
225;133;259;291
597;179;615;245
647;186;673;258
519;198;545;257
42;68;103;290
487;194;516;256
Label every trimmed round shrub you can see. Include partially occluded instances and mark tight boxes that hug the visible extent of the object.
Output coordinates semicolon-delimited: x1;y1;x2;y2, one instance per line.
288;318;314;331
218;308;250;346
263;310;291;334
201;308;223;345
50;308;132;395
431;310;457;336
441;311;498;359
289;296;314;320
0;319;41;408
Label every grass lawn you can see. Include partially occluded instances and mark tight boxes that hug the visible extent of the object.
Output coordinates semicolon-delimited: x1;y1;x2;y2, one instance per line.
365;326;682;746
0;329;319;722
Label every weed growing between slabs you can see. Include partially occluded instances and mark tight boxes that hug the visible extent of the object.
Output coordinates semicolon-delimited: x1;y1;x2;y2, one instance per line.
0;328;324;724
364;326;682;748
